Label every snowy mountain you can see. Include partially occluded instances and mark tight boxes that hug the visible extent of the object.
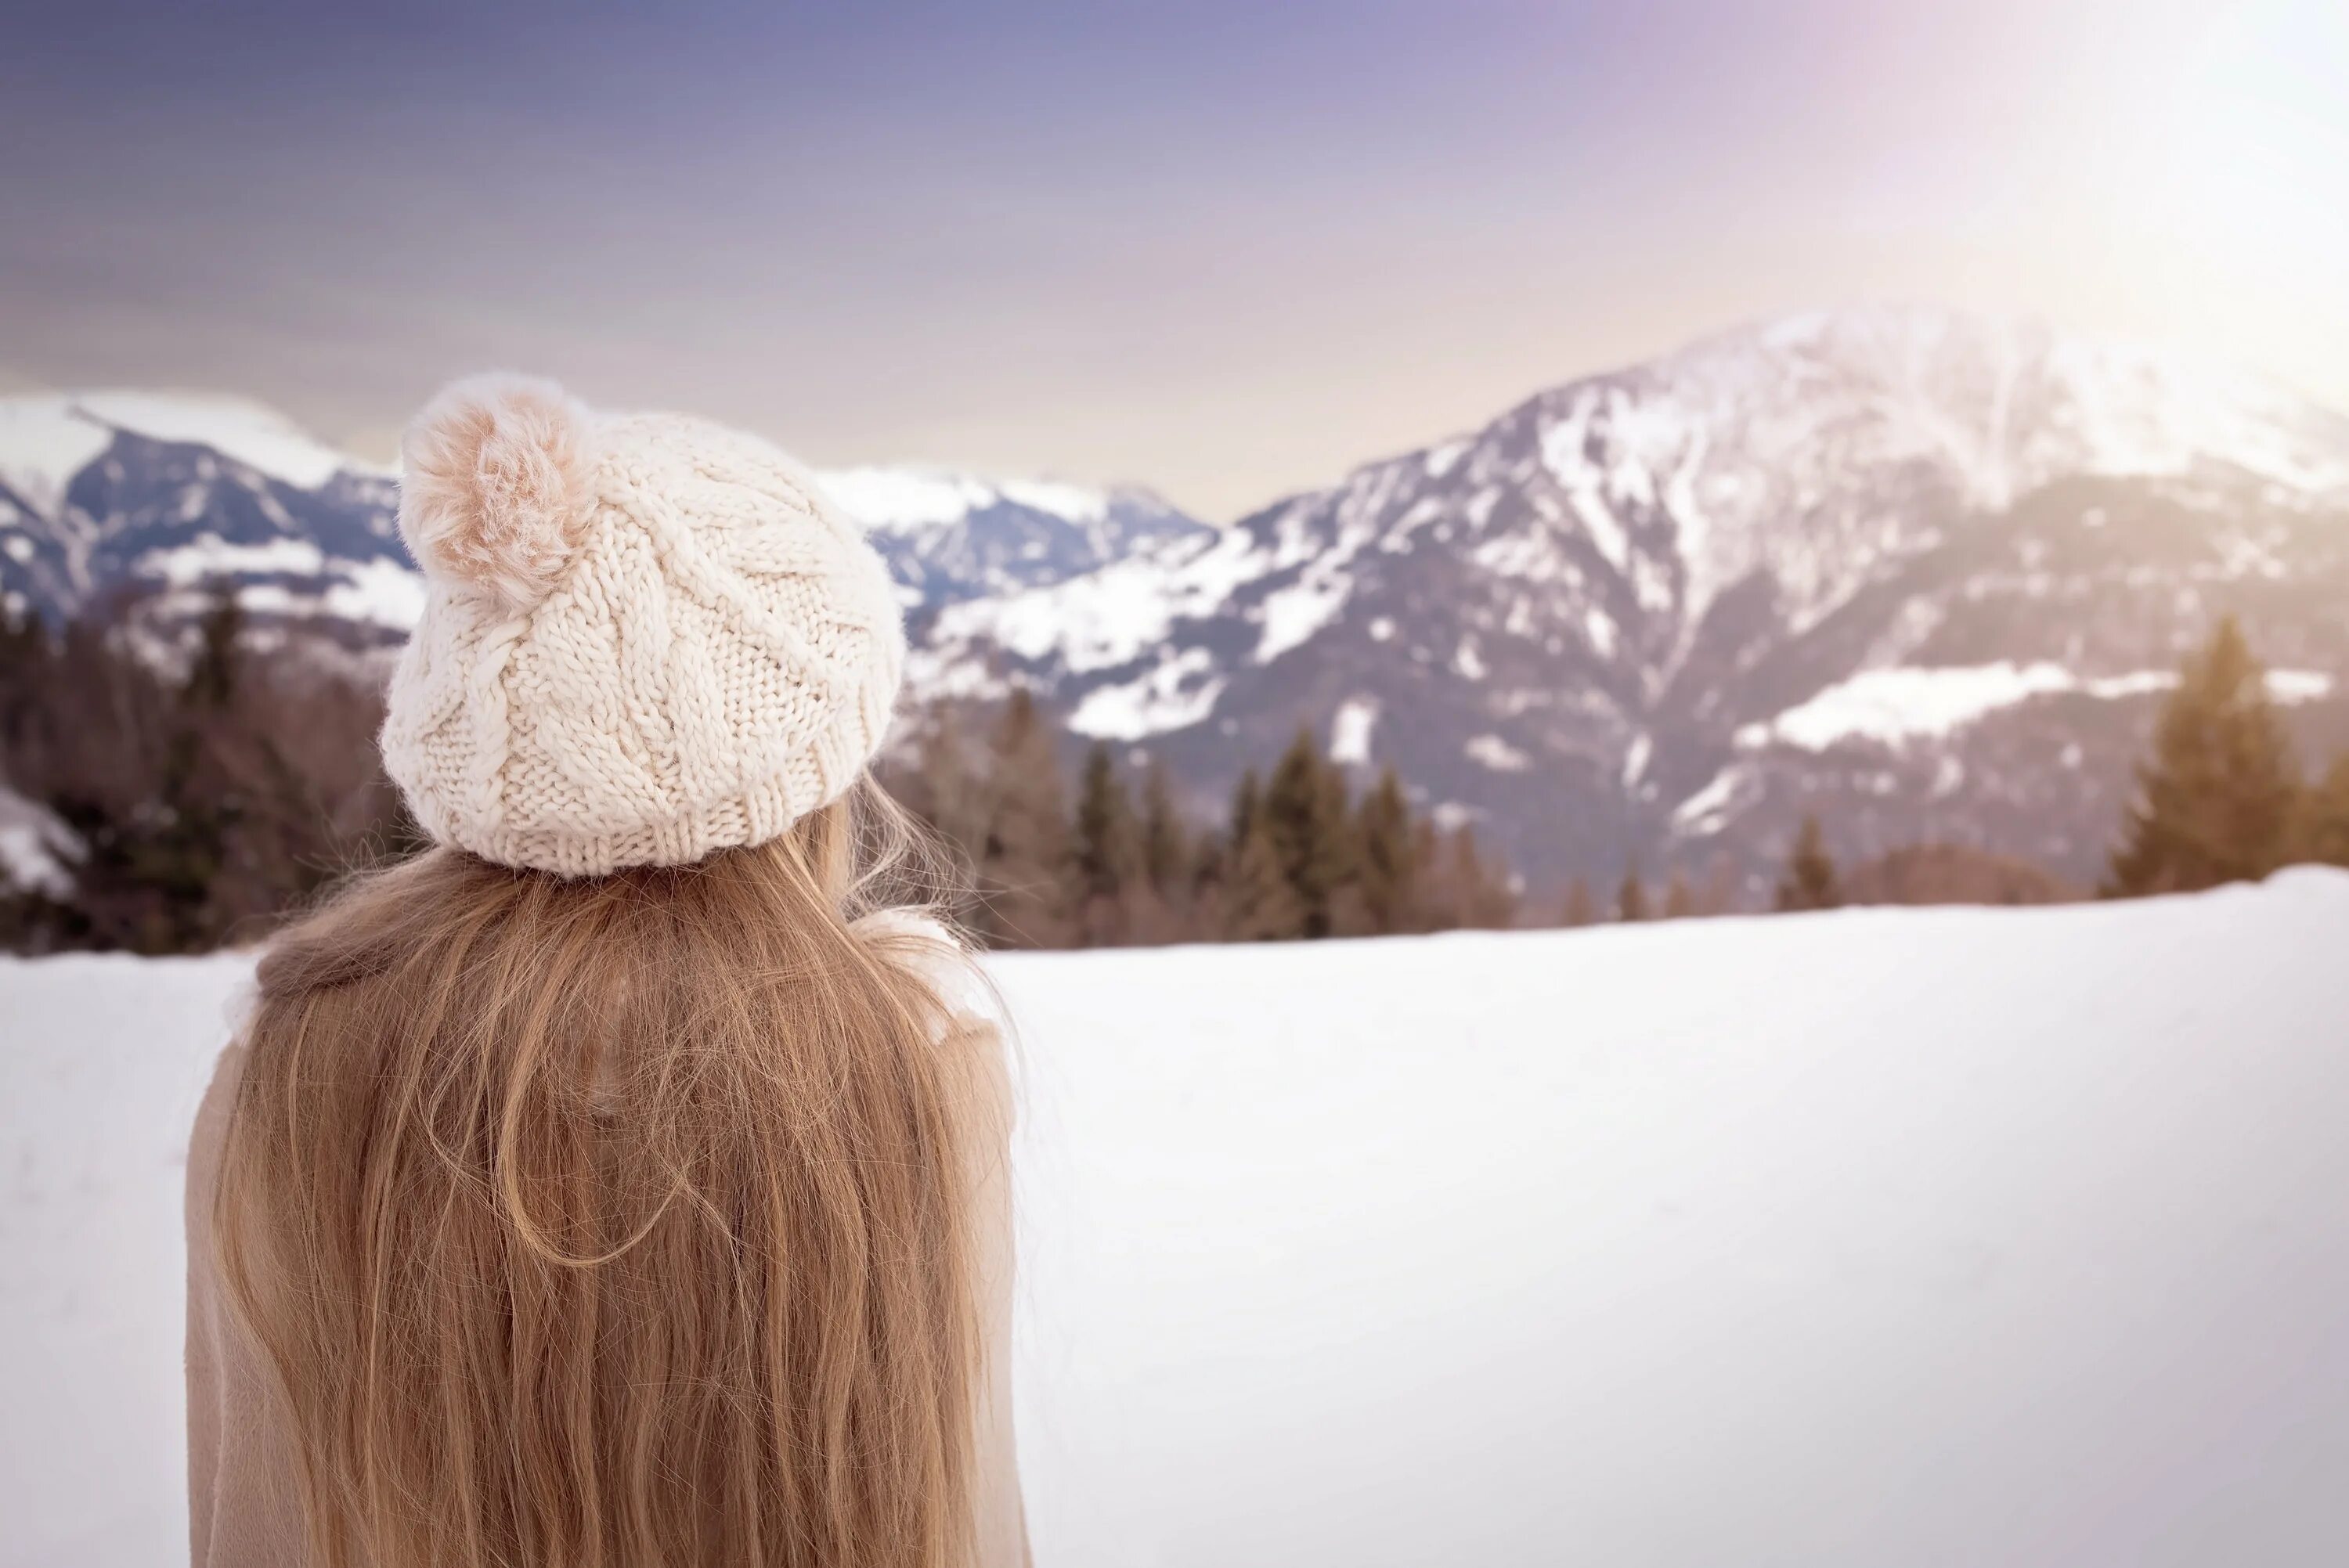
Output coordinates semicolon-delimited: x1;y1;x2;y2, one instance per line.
912;307;2349;885
0;391;1205;646
822;467;1211;608
0;393;417;650
9;307;2348;888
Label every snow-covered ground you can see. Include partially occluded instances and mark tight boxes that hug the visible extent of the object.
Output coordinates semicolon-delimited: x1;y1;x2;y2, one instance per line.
5;874;2349;1566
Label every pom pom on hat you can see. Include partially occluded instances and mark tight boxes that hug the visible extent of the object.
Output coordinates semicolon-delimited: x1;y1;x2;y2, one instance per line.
397;374;596;609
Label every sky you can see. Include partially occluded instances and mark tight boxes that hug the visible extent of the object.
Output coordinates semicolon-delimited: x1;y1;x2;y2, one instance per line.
4;0;2345;519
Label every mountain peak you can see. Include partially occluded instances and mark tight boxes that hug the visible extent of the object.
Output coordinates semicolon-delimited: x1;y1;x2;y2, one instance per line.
4;390;375;501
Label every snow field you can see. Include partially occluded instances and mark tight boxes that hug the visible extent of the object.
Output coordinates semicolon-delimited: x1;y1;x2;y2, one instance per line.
5;872;2349;1566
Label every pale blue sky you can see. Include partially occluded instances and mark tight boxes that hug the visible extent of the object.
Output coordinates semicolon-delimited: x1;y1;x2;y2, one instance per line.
5;0;2344;516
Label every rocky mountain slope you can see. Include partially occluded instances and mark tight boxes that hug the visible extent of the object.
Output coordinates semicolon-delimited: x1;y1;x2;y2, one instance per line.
915;307;2349;886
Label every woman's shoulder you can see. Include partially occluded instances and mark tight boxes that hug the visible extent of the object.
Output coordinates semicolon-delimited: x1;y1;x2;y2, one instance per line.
850;907;1005;1037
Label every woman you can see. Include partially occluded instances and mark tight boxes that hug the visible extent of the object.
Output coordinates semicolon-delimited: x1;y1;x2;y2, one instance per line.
185;377;1028;1567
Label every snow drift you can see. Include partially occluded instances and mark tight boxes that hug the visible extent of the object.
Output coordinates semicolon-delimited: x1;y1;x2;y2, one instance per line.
4;874;2348;1566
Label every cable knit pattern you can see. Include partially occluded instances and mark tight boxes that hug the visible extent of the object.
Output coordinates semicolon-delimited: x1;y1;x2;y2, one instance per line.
381;384;905;877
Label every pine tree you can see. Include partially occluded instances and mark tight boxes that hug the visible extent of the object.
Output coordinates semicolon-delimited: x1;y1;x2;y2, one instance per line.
1616;861;1649;922
1699;856;1741;916
1070;741;1142;945
975;689;1073;947
1228;767;1262;852
1138;757;1189;901
1261;724;1354;938
185;594;245;712
1443;825;1514;929
902;708;989;866
1223;816;1304;940
128;593;253;950
2300;752;2349;869
1355;767;1417;934
1774;814;1840;912
1561;877;1596;928
1662;868;1695;919
2104;616;2301;895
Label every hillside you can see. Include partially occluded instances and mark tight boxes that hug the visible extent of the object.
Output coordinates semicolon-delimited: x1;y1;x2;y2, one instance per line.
5;873;2349;1566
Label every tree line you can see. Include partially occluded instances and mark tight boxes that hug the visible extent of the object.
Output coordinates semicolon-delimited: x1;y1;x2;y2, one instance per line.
0;602;1518;953
879;690;1516;948
0;599;411;953
4;600;2344;955
1727;615;2349;917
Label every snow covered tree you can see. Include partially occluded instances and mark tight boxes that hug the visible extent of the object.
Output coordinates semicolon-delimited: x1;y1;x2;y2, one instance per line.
1775;814;1841;911
2105;616;2301;896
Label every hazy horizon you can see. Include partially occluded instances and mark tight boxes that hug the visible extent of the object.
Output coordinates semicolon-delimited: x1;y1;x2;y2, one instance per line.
6;0;2344;519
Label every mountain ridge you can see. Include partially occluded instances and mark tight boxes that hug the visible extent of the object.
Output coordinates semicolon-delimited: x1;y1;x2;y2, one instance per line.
6;305;2346;888
909;305;2349;884
0;392;1209;637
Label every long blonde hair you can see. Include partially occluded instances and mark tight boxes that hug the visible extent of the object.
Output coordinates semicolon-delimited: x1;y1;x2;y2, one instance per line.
212;782;997;1568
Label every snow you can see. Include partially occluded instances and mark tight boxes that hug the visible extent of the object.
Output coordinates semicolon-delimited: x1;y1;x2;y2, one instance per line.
1563;476;1631;575
1668;764;1748;837
10;879;2349;1565
1;390;388;518
1330;697;1378;766
0;787;81;897
1622;730;1652;787
319;557;430;629
139;534;328;586
1745;661;2337;752
1064;647;1223;741
817;469;1115;533
929;528;1266;676
71;392;359;490
0;398;115;521
1463;733;1528;772
1252;571;1350;664
998;479;1110;525
138;538;427;632
1748;663;2082;749
1584;604;1618;658
2266;668;2336;703
818;467;990;528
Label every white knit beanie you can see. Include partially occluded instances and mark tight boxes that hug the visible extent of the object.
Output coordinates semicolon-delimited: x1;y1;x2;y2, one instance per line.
379;375;904;878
